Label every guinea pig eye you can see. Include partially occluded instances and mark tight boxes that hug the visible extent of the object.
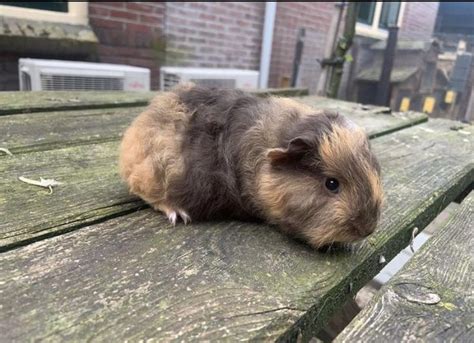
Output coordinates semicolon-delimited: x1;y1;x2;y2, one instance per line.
325;178;340;193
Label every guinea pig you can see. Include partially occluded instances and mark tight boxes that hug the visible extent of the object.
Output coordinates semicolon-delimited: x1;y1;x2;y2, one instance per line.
119;83;383;248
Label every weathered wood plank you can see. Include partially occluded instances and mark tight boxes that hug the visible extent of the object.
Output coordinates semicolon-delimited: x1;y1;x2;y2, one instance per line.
0;107;438;250
0;91;155;115
1;119;472;341
336;192;473;342
0;88;309;115
252;87;309;97
0;106;143;154
0;97;426;155
297;96;427;138
0;142;143;251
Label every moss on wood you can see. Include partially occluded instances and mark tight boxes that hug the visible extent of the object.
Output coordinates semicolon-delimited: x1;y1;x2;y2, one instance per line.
297;96;428;138
0;91;155;115
0;141;144;250
0;89;309;115
336;192;474;342
0;119;472;341
1;98;426;156
0;106;144;154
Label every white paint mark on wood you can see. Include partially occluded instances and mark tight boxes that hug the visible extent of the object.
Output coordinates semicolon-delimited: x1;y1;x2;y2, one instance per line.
0;147;13;156
18;176;63;194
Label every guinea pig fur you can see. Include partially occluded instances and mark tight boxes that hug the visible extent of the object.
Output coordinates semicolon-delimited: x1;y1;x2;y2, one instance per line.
119;84;384;248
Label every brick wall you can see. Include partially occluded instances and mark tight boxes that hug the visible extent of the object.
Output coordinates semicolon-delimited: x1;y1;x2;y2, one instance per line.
89;1;166;90
1;2;440;93
164;2;264;70
399;2;439;41
269;2;338;92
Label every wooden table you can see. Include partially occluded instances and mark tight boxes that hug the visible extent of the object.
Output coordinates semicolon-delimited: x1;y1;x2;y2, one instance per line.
0;90;472;342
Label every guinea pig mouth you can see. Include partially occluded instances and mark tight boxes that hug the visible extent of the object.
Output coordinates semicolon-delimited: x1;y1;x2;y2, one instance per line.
349;225;372;239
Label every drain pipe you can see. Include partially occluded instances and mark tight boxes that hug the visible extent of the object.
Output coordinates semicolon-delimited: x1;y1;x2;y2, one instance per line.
259;2;277;89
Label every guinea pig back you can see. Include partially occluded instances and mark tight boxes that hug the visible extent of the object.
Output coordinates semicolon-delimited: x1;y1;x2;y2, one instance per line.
119;84;383;248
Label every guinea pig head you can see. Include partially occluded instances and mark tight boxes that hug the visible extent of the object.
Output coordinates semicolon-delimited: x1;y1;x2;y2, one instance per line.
258;112;383;248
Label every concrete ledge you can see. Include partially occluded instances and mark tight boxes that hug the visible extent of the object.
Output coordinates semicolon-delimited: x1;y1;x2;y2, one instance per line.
0;16;98;55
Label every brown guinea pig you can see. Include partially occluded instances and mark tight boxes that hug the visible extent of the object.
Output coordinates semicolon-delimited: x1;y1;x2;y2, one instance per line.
119;84;383;248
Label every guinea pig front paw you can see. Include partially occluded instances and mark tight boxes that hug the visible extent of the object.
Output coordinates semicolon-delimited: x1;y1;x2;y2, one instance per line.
154;203;191;226
166;209;191;226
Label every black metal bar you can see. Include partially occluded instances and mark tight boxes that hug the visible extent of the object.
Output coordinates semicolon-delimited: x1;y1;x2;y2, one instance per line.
291;28;305;88
376;26;399;106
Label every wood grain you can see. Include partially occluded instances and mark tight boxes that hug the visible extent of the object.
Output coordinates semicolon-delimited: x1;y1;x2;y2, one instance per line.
0;91;155;115
336;192;473;342
0;109;443;251
0;106;143;154
1;119;472;341
0;97;426;155
0;88;309;115
298;96;427;138
0;141;143;250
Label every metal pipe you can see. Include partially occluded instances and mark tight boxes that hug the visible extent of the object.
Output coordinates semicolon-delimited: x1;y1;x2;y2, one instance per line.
259;2;277;89
291;28;305;88
376;26;399;106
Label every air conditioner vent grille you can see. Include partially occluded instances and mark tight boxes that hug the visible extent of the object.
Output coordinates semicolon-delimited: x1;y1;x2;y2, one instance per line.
40;74;124;91
163;73;180;91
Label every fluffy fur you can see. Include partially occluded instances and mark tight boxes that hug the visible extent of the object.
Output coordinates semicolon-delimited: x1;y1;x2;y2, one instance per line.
119;84;383;247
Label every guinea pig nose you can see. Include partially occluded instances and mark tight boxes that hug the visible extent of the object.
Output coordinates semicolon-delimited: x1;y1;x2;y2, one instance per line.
353;224;375;237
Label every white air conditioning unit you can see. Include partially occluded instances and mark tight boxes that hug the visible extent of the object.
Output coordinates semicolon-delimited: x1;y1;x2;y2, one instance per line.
19;58;150;91
160;67;259;91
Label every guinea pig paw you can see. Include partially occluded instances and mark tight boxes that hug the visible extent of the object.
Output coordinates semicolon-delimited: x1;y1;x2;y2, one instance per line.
167;211;178;226
178;210;191;225
164;208;190;226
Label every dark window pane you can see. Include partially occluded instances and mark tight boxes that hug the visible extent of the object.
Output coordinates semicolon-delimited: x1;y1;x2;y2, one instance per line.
357;2;376;25
435;2;474;35
0;1;68;13
379;2;401;29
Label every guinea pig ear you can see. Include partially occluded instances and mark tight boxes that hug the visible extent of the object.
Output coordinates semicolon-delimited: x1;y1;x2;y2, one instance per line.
267;136;313;164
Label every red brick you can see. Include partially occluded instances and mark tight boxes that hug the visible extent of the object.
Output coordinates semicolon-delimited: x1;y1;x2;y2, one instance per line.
90;17;124;30
90;2;124;10
200;13;216;21
89;6;109;17
400;2;439;40
139;14;161;25
126;2;155;13
166;2;265;69
207;23;224;31
110;10;138;21
126;23;153;34
154;6;165;16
